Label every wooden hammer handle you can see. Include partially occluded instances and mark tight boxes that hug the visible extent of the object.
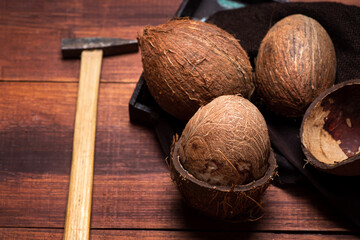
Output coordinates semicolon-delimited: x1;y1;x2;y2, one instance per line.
64;50;103;240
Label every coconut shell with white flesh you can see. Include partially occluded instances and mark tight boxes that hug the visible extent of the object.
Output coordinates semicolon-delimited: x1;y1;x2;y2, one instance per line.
300;79;360;176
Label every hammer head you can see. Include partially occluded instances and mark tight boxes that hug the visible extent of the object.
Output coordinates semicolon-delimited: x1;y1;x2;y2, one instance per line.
61;37;138;58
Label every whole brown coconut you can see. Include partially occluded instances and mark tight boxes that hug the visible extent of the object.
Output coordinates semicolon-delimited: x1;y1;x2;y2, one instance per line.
138;18;254;121
255;14;336;117
300;79;360;176
170;95;277;220
179;95;271;186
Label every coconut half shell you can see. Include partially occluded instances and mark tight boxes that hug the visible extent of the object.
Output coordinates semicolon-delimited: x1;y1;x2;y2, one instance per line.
170;141;277;220
300;79;360;176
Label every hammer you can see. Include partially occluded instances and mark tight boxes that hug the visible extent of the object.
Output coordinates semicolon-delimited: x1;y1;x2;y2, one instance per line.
61;37;138;240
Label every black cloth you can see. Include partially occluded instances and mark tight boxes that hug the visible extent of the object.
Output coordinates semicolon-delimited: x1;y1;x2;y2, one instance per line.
207;2;360;228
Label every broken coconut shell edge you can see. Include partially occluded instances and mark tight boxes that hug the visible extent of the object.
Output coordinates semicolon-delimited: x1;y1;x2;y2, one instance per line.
169;140;277;220
300;79;360;176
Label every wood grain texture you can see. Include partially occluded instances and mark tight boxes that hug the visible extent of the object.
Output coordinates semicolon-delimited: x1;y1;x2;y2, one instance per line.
1;228;359;240
0;82;357;232
1;0;359;239
64;50;102;240
0;0;182;82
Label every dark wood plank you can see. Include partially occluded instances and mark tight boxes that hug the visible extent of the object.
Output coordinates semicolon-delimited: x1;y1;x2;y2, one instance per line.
2;0;359;238
1;228;359;240
0;82;356;232
0;0;182;82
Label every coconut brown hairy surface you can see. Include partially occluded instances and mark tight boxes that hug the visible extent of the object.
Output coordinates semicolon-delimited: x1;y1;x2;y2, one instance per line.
171;142;276;220
178;95;270;186
255;14;336;117
171;95;276;219
138;18;254;121
300;79;360;176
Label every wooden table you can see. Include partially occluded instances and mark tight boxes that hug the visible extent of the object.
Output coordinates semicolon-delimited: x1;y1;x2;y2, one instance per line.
0;0;359;239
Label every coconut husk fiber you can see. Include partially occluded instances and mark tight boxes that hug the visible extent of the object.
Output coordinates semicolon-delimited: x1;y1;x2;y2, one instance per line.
206;2;360;228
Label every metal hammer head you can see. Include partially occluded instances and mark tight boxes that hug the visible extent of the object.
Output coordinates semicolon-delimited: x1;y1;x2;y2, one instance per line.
61;37;138;58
